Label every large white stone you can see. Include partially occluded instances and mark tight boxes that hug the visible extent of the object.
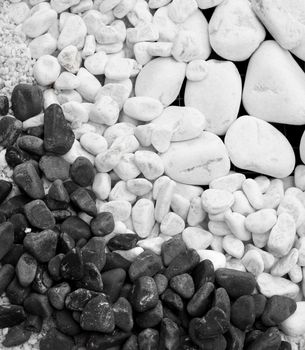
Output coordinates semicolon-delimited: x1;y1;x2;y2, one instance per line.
300;130;305;164
225;116;295;178
135;57;186;107
209;0;265;61
161;132;230;185
243;40;305;125
57;14;87;50
185;60;242;135
280;302;305;336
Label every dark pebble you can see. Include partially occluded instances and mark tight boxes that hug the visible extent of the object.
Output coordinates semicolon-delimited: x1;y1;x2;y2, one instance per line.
24;314;42;333
0;212;5;223
26;125;44;138
101;268;126;303
65;288;99;311
11;84;43;121
129;250;163;281
13;162;44;199
0;95;9;115
213;287;231;320
16;252;37;287
225;324;245;350
76;262;103;292
74;332;88;347
136;300;163;328
81;236;106;271
262;295;297;326
61;216;91;241
60;248;84;280
170;273;194;299
2;244;24;266
246;327;282;350
0;179;12;204
53;209;74;222
0;116;23;148
6;277;31;305
48;253;65;281
162;306;181;327
5;145;31;168
58;232;75;253
154;273;168;295
23;229;58;262
279;341;292;350
55;309;82;336
87;329;131;350
0;222;14;260
0;194;30;218
31;265;53;294
48;282;71;310
18;135;45;156
75;237;87;248
43;104;75;155
24;293;53;318
161;234;187;266
104;251;131;271
108;233;138;251
39;155;70;182
130;276;159;312
45;195;69;211
215;268;256;298
70;187;97;217
245;329;264;347
192;259;215;289
179;335;198;350
9;213;28;243
48;179;70;203
70;156;95;187
123;335;139;350
24;199;55;229
0;264;14;295
2;323;31;347
161;288;184;313
40;328;75;350
159;318;180;350
197;335;227;350
90;211;115;236
231;295;256;331
63;179;80;195
138;328;159;350
113;296;134;332
80;294;115;333
253;294;267;318
164;248;200;280
187;282;214;317
0;305;26;328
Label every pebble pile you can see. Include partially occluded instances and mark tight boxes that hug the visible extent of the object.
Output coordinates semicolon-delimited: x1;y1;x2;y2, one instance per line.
1;0;305;349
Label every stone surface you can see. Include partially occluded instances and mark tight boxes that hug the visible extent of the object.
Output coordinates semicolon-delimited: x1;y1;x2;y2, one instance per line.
280;301;305;336
0;116;23;148
129;250;163;281
40;328;74;350
187;282;214;317
101;268;126;303
0;222;14;260
0;305;26;329
257;273;300;299
262;295;297;326
130;276;159;312
164;249;200;279
113;297;134;332
24;200;55;230
231;295;255;331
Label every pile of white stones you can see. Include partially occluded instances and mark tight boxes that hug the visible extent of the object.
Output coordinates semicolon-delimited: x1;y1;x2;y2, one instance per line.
4;0;305;341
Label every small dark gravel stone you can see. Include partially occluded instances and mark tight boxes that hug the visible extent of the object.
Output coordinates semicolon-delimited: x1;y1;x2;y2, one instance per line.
6;277;31;305
161;288;184;313
5;145;31;168
198;335;227;350
11;84;43;122
16;252;37;287
129;250;163;281
81;236;106;271
0;95;9;115
0;222;14;260
58;232;75;253
187;282;215;317
2;244;24;267
162;306;181;327
2;323;31;347
262;295;297;326
225;324;245;350
61;216;91;241
104;251;131;271
253;294;267;318
26;125;44;138
70;156;95;187
130;276;159;312
23;229;58;262
55;309;82;336
161;234;187;266
31;265;53;294
65;288;99;311
24;293;53;318
0;179;12;204
0;194;30;218
40;328;74;350
246;327;282;350
113;296;134;332
48;179;70;203
0;116;23;148
154;273;168;295
164;248;200;280
279;341;292;350
123;335;139;350
48;282;71;310
0;305;26;328
87;329;131;350
13;162;44;199
138;328;159;350
24;314;42;333
80;294;115;333
18;135;45;156
215;268;256;298
70;187;97;217
108;233;138;251
192;259;215;289
9;213;28;243
39;155;70;182
24;199;55;229
101;268;126;303
63;179;80;194
52;209;74;222
213;287;231;320
48;253;65;281
60;248;84;281
43;104;75;155
231;295;256;331
136;300;163;328
158;318;180;350
0;264;15;295
170;273;195;299
90;211;115;236
76;262;103;292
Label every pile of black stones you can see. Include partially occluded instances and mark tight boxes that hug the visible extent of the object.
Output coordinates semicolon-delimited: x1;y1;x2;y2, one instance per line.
0;85;296;349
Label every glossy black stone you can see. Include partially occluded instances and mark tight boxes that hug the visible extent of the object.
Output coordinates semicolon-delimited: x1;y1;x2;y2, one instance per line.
5;145;31;168
0;222;14;260
161;234;187;266
164;249;200;280
158;318;180;350
60;248;84;281
0;305;26;328
0;95;9;115
104;252;131;271
70;156;95;187
6;277;30;305
101;268;126;303
18;135;44;156
161;288;184;313
154;273;168;295
90;211;115;236
0;179;12;205
31;265;53;294
76;262;103;292
262;295;297;326
2;323;31;347
231;295;256;331
61;216;91;241
108;233;138;251
170;273;195;299
47;282;71;310
40;328;74;350
9;213;28;243
136;300;163;328
24;293;53;318
130;276;159;313
15;252;37;287
39;155;70;182
55;309;81;336
70;187;97;217
0;116;23;148
65;288;99;311
192;259;215;290
113;297;134;332
129;250;163;281
187;282;214;317
81;237;106;271
87;329;131;350
0;264;15;295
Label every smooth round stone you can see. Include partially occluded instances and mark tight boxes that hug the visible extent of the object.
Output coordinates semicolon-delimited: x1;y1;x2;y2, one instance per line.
161;132;230;185
123;97;164;122
16;253;37;287
231;295;255;331
280;302;305;336
33;55;61;86
0;95;9;115
225;116;295;178
301;130;305;164
2;324;31;348
22;8;57;38
185;60;241;135
80;132;108;156
243;40;305;125
182;227;213;250
262;295;297;326
70;156;95;187
0;264;15;295
0;117;22;148
0;305;26;329
135;57;186;107
209;0;265;61
57;14;87;51
0;222;14;261
28;33;57;59
257;273;300;299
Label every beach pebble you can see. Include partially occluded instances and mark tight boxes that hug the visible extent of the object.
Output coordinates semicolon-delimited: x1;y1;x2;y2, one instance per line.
270;248;299;277
209;173;245;193
80;133;108;156
160;212;185;236
197;250;226;270
153;6;178;42
280;301;305;336
257;273;300;299
54;72;80;90
243;40;305;125
134;150;164;180
167;0;198;23
91;96;120;126
225;116;295;178
245;209;277;234
277;195;305;228
58;45;82;74
84;51;108;75
224;211;251;241
186;59;208;81
22;9;57;38
33;55;61;86
222;235;244;259
57;14;87;50
132;199;155;238
182;227;212;250
123;97;164;122
241;249;264;276
245;244;275;271
51;0;81;13
294;165;305;191
76;68;101;102
201;189;234;215
28;33;57;58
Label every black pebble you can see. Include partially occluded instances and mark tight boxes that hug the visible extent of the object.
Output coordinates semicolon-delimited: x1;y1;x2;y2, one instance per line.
24;199;55;229
108;233;138;251
5;145;31;168
213;287;231;320
40;328;74;350
26;125;44;138
65;288;99;312
24;314;42;333
76;262;103;292
39;155;70;182
60;248;84;281
0;222;14;260
70;187;97;217
0;95;9;115
24;293;53;318
187;282;214;317
231;295;256;331
225;324;245;350
9;213;28;243
18;135;45;156
0;194;30;218
0;116;23;148
164;249;200;280
101;268;126;303
0;305;26;328
0;180;12;204
158;318;180;350
253;294;267;318
47;282;71;310
154;273;168;295
15;252;37;287
129;250;163;282
130;276;159;312
262;295;297;326
136;300;163;328
161;234;187;266
31;265;53;294
192;259;215;289
104;251;131;271
55;309;82;336
246;327;282;350
138;328;159;350
170;273;195;299
48;253;64;281
90;211;115;236
6;277;30;305
81;236;106;271
113;296;134;332
161;288;184;313
70;156;95;187
2;323;31;347
123;335;139;350
61;216;91;241
0;264;15;295
87;329;131;350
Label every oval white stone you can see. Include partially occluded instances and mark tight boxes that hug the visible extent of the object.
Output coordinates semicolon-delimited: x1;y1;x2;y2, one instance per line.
280;302;305;336
123;97;164;122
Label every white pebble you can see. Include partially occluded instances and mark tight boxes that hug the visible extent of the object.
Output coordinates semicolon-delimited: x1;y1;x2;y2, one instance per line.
224;211;251;241
252;231;269;249
115;247;144;262
105;58;138;80
257;273;300;299
109;181;136;203
294;165;305;191
255;175;271;193
222;235;244;259
54;72;80;90
113;153;141;181
57;14;87;50
186;59;208;81
154;178;176;222
82;35;96;58
241;249;264;276
245;244;275;272
92;173;111;200
187;196;206;226
280;301;305;337
197;250;226;270
242;178;264;210
76;67;101;102
270;248;299;277
33;55;61;86
245;209;277;235
201;189;234;214
160;212;185;236
43;89;59;109
277;195;305;229
84;51;108;75
98;200;131;221
262;179;284;209
167;0;198;24
208;220;231;237
80;133;108;156
182;227;213;250
28;33;57;58
22;9;57;38
170;194;190;221
137;237;164;255
288;264;303;284
296;237;305;266
226;258;246;272
95;148;122;173
124;97;164;122
58;45;82;74
134;150;164;180
91;96;120;126
61;101;89;128
132;199;155;238
210;235;224;253
126;179;152;196
231;190;254;216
